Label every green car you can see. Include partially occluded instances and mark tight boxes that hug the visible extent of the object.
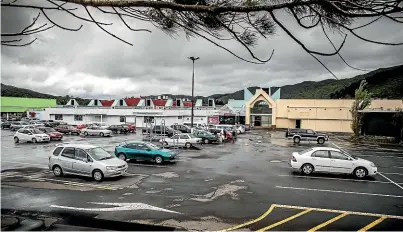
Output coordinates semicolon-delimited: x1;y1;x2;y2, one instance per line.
114;141;177;164
193;130;218;144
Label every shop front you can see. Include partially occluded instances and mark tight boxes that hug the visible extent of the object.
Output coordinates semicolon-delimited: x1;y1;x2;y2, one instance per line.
245;89;277;128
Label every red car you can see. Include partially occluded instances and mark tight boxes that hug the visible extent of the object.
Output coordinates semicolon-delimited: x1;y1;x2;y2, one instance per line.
55;125;81;135
37;127;63;141
125;123;136;133
76;124;88;129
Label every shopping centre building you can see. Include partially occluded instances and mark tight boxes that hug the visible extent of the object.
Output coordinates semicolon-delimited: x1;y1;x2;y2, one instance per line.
32;88;403;133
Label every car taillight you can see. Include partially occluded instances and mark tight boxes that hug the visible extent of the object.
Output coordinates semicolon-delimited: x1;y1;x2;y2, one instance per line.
291;156;297;162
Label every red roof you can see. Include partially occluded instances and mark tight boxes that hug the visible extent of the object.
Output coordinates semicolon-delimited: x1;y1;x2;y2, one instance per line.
183;101;193;107
101;100;114;106
152;99;167;107
124;98;141;106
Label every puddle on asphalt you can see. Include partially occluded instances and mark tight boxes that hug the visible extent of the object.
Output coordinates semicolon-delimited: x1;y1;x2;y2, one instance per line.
190;184;247;202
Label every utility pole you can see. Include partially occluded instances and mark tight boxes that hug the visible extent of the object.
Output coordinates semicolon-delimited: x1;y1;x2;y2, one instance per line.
188;56;199;128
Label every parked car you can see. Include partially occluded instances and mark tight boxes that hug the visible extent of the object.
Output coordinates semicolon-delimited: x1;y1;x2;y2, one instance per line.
76;124;88;129
159;133;202;148
92;122;109;129
14;128;50;143
114;141;177;164
184;122;208;130
55;125;81;135
1;120;12;129
142;125;179;137
107;125;129;134
289;147;377;179
81;126;112;137
171;124;191;133
286;128;329;144
29;121;45;127
49;144;128;181
237;125;246;134
37;127;63;141
193;130;218;144
125;123;136;133
10;121;29;131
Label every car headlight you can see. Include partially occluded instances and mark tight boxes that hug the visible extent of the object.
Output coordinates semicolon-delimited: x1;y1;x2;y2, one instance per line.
106;166;118;170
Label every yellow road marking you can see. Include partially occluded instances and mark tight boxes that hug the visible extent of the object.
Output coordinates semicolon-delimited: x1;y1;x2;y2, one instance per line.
308;212;349;232
273;204;403;220
217;205;276;232
257;209;312;232
358;216;387;232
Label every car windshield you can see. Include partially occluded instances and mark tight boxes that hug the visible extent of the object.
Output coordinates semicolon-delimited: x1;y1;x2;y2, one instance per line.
31;129;43;134
86;147;113;161
147;143;161;150
45;128;56;132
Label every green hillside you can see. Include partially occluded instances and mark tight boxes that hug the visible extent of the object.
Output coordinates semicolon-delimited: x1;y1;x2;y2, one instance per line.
1;64;402;104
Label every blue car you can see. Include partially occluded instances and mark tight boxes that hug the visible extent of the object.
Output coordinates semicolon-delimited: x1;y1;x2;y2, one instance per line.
114;141;177;164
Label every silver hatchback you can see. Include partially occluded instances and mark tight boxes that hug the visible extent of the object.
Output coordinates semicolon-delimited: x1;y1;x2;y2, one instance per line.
48;144;128;181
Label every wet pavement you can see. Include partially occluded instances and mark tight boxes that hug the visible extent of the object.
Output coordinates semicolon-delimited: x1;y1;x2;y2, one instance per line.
1;129;403;231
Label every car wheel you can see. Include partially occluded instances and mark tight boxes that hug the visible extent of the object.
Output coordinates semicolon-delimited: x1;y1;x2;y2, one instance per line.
317;138;325;144
204;139;209;144
293;136;301;144
163;141;168;146
32;138;37;143
84;131;88;136
155;155;163;164
92;170;104;181
118;153;127;161
53;165;63;177
100;132;104;137
14;137;19;143
185;142;191;149
354;167;367;179
301;163;314;175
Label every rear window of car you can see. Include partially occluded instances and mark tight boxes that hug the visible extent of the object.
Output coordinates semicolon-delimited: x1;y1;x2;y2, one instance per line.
53;147;63;156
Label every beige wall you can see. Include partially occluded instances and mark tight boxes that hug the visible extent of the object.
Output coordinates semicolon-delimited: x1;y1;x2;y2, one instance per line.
246;93;403;133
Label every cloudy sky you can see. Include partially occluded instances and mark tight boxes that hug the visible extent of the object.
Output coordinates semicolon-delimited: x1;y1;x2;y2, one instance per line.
2;0;403;99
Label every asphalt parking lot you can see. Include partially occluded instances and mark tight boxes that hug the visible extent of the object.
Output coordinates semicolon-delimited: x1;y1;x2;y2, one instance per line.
1;129;403;231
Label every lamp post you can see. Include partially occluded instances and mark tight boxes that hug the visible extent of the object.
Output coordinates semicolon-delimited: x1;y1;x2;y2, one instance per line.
188;56;199;128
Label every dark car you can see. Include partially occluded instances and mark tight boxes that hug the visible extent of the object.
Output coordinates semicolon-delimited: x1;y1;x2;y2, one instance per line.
37;127;63;140
193;130;218;144
142;125;179;137
108;125;129;134
1;120;12;129
55;125;81;135
285;128;329;144
171;124;191;133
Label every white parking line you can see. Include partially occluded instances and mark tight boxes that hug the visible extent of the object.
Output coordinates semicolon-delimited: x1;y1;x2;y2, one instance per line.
377;172;403;190
276;186;403;198
278;174;399;184
381;172;403;176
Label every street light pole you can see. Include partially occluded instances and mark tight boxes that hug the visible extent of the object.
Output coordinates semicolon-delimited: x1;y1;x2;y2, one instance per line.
188;56;199;128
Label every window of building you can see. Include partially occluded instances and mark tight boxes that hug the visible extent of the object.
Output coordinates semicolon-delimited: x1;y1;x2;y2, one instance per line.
120;116;126;123
176;99;181;107
178;116;183;119
119;99;124;106
146;99;151;106
144;116;154;123
251;100;272;114
208;99;213;107
70;100;74;105
74;115;83;121
55;114;63;120
94;100;98;106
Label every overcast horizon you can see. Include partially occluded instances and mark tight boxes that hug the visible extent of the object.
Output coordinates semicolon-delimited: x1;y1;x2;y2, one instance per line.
2;0;403;99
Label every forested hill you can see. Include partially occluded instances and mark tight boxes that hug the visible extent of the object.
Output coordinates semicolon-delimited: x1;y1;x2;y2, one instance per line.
1;64;402;104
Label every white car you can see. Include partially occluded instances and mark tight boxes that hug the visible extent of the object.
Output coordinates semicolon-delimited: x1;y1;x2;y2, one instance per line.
29;121;45;127
237;125;246;134
92;122;109;129
159;133;202;148
81;126;112;137
290;147;377;179
14;128;50;143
